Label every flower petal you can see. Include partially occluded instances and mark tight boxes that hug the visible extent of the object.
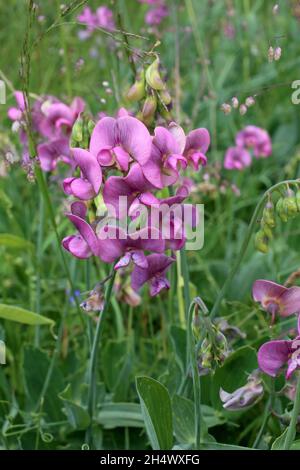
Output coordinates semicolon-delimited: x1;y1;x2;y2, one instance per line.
258;340;291;377
90;117;116;157
280;287;300;316
252;280;288;304
116;116;152;165
72;148;102;195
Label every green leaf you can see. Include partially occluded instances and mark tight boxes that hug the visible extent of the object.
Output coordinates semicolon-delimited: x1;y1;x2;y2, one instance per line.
200;442;255;450
0;233;34;251
172;395;225;445
97;403;143;429
23;347;64;422
136;376;173;450
59;385;90;430
0;304;54;326
271;428;289;450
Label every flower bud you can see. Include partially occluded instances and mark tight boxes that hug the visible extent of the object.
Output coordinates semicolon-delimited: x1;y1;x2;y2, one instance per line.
262;201;276;228
245;96;255;107
159;89;172;106
239;104;247;115
261;221;273;240
126;71;146;102
283;189;298;218
142;95;157;125
145;58;165;91
254;230;269;253
276;197;288;222
274;46;282;61
231;97;239;108
70;116;83;147
268;46;274;62
221;103;231;115
88;119;95;136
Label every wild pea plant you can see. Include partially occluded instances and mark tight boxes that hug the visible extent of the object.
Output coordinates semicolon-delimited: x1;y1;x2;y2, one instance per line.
1;0;300;452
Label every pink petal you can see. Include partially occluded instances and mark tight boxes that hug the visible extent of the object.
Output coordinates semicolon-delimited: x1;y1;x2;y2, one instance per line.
280;287;300;316
90;117;116;157
62;235;92;259
258;340;291;377
185;128;210;154
67;214;99;256
72;148;102;195
252;280;287;304
116;116;152;165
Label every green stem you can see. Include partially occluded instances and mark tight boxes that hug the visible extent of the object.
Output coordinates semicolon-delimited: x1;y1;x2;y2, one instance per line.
34;192;44;348
187;300;205;449
210;179;300;320
56;0;72;99
85;269;116;448
283;374;300;450
176;251;186;328
181;247;191;319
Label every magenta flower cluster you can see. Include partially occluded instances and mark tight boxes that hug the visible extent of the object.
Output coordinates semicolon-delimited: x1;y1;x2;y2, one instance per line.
62;113;210;297
253;280;300;379
224;125;272;171
8;91;85;172
138;0;169;26
77;5;115;40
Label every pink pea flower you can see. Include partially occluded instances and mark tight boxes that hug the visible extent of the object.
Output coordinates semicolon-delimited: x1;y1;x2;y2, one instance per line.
103;162;156;218
95;7;115;31
236;126;272;158
7;91;26;123
38;97;85;139
168;122;210;171
252;279;300;322
258;316;300;379
37;138;73;172
90;116;152;172
63;148;102;200
77;7;97;32
131;254;174;297
62;202;99;259
63;202;165;265
224;146;252;170
142;126;187;189
145;5;169;25
220;371;263;411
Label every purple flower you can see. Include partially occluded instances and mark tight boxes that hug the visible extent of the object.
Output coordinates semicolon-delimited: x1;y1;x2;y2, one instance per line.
63;148;102;200
90;116;152;172
168;122;210;171
95;6;115;31
62;202;99;259
142;126;187;189
258;316;300;379
145;5;169;25
77;6;97;32
103;162;156;218
63;202;165;265
236;126;272;158
220;371;264;411
131;253;174;296
224;146;252;170
252;279;300;322
39;97;85;139
7;91;26;122
37;138;72;172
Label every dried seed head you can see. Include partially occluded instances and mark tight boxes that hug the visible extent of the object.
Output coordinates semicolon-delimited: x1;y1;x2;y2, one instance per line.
221;103;232;115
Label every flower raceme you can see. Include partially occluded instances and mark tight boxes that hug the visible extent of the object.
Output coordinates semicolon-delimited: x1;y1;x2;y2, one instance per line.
62;114;210;298
8;91;85;172
77;6;115;40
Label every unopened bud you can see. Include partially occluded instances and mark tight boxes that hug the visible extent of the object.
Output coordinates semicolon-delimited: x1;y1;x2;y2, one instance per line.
159;89;172;106
245;96;255;107
70;117;83;147
221;103;231;115
142;95;157;124
239;104;247;115
145;58;165;91
276;197;288;222
231;97;239;108
255;230;269;253
283;189;298;217
126;71;146;102
268;46;274;62
262;201;276;228
274;46;282;61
